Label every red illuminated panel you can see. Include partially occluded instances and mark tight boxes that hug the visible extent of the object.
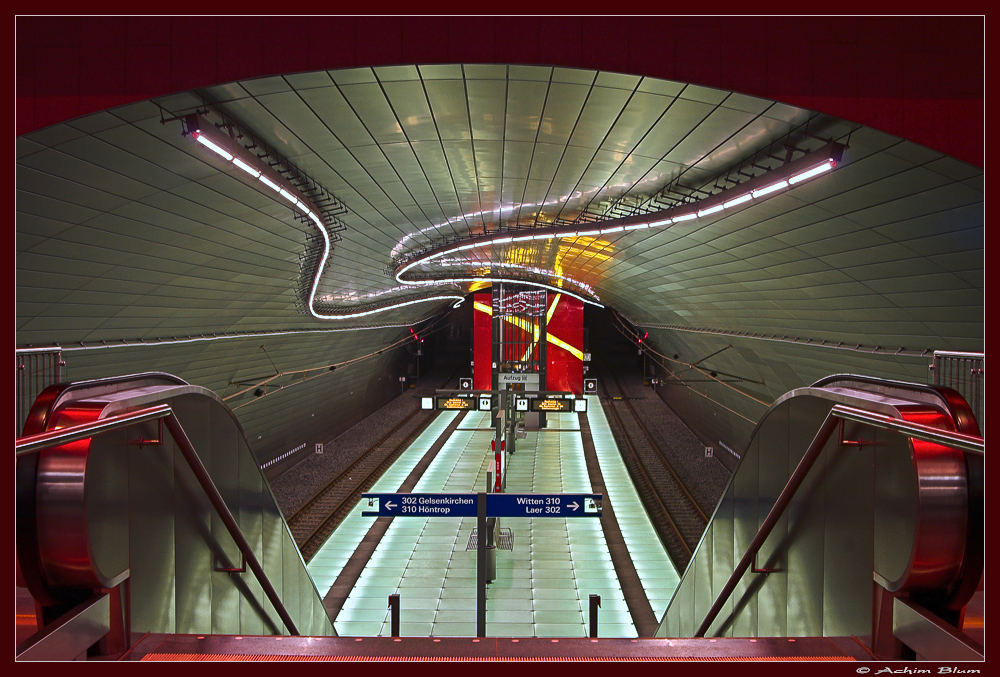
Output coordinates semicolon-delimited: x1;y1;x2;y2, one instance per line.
473;292;492;390
545;295;583;394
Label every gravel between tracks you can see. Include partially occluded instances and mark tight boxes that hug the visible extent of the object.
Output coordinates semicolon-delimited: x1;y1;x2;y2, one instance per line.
610;369;731;514
269;367;451;517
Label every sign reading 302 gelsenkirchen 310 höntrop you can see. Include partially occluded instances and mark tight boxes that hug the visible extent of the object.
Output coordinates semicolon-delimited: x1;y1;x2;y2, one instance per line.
361;493;602;518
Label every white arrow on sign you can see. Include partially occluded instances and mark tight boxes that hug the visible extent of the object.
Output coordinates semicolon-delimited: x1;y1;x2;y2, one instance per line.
567;501;580;512
384;501;397;511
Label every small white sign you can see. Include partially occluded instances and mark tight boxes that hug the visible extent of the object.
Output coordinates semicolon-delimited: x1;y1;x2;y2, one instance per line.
421;397;433;410
315;443;324;455
704;446;714;458
479;397;492;411
515;398;528;411
498;372;532;384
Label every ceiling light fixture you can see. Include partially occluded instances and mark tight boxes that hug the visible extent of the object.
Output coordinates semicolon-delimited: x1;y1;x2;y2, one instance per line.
183;113;458;321
392;143;845;286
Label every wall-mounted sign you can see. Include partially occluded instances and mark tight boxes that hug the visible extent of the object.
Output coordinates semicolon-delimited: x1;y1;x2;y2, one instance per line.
583;378;597;394
459;377;473;390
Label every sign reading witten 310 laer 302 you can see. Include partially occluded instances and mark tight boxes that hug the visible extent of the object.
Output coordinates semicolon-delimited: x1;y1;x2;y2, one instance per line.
362;493;602;518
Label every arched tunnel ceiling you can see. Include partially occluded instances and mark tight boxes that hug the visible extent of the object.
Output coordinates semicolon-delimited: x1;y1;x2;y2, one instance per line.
16;64;982;354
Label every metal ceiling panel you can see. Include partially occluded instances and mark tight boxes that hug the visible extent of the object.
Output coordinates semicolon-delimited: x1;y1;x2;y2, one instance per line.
16;63;983;455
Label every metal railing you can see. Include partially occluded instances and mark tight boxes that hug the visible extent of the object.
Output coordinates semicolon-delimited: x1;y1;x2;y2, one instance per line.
930;351;984;431
15;405;300;636
695;403;984;637
15;347;64;437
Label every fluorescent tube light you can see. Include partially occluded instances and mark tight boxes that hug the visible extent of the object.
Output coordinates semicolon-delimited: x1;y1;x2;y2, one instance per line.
672;213;697;222
789;161;836;185
751;180;788;198
194;135;233;162
697;204;724;217
723;193;752;209
232;157;261;177
259;175;281;192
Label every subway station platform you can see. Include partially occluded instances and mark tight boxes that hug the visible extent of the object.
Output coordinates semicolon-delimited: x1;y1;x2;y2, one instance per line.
306;397;677;637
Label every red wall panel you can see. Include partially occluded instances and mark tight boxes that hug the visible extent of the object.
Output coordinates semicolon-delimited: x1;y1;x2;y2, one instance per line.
472;292;584;394
473;292;492;391
545;295;583;395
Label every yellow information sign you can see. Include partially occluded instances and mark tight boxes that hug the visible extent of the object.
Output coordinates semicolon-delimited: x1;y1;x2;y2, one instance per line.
437;396;475;410
531;398;572;412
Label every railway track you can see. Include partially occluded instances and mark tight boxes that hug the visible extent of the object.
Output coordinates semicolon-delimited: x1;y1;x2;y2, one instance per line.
287;367;460;562
597;363;708;571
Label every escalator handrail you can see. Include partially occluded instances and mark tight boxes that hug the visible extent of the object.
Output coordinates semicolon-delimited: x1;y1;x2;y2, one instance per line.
695;403;983;637
15;404;300;636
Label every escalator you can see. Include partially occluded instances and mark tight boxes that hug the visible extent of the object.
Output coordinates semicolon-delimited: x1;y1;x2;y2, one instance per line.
16;373;335;660
656;374;983;660
14;371;983;661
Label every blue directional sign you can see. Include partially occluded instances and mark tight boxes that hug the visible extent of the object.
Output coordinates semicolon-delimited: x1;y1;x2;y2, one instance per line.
362;493;478;517
487;493;602;518
362;492;602;518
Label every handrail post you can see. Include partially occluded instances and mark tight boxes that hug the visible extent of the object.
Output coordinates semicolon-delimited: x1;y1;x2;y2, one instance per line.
161;415;300;636
695;411;840;637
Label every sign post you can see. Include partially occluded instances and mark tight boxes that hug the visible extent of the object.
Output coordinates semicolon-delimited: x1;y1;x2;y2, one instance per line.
476;491;487;637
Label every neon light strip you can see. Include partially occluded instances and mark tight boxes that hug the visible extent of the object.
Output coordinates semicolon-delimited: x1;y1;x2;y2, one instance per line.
397;272;603;308
546;293;562;324
520;292;562;361
392;148;843;300
435;259;596;296
191;127;466;321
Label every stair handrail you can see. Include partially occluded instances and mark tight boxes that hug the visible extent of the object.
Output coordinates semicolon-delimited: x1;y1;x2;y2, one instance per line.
695;403;984;637
15;404;300;636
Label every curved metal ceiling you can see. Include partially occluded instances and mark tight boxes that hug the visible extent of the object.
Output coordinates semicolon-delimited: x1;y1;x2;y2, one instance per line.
17;64;982;357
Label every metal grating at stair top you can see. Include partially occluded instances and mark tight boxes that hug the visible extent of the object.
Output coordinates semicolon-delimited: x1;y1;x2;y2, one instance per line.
306;411;460;595
586;395;679;617
333;411;639;638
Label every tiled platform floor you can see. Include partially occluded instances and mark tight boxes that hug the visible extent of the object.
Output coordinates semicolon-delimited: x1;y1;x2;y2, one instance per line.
309;405;676;637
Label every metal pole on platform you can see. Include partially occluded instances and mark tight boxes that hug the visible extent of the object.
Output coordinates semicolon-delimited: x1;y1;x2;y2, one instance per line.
476;491;487;637
589;594;601;638
388;594;400;637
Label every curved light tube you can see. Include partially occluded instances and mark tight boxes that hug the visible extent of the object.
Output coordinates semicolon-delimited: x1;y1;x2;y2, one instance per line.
391;145;845;300
188;122;465;322
310;293;467;319
397;273;603;308
434;258;597;296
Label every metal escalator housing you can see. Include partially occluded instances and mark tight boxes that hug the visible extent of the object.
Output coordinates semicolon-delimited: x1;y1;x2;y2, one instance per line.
16;373;335;642
656;375;982;647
